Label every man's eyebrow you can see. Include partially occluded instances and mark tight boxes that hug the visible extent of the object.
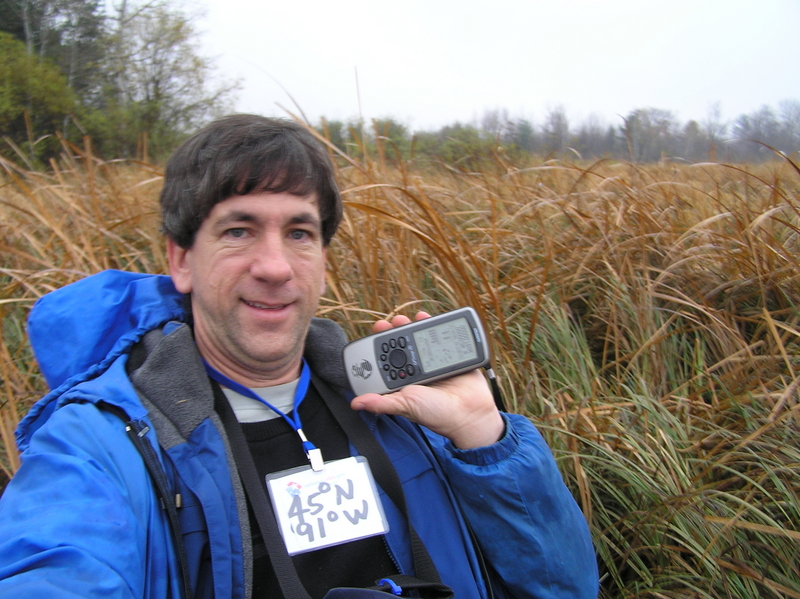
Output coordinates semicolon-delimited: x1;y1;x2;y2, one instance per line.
210;210;321;230
212;211;258;229
288;212;322;230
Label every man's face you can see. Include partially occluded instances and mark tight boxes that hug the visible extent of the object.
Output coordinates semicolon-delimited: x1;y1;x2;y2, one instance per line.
168;191;327;386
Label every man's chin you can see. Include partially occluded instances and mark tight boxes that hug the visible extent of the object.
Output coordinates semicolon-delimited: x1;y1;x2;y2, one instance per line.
241;334;306;371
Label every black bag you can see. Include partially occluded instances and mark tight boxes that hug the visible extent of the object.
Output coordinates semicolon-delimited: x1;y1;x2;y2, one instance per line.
324;574;453;598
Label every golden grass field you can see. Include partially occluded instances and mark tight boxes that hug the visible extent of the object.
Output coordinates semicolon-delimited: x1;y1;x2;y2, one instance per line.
1;132;798;598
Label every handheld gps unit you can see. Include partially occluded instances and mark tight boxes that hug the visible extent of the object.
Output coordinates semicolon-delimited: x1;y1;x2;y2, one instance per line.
342;307;491;396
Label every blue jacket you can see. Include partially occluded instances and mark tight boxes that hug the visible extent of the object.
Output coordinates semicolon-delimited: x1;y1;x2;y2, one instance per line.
0;270;598;598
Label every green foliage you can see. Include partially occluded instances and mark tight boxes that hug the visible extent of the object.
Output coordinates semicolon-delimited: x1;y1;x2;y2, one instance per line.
0;32;76;162
504;118;536;153
372;118;410;164
433;122;487;164
316;118;347;154
0;0;105;104
410;122;497;168
0;0;29;42
316;118;411;166
1;0;236;163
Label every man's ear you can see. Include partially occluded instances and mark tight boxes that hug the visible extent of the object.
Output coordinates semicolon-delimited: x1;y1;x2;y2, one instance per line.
167;238;193;294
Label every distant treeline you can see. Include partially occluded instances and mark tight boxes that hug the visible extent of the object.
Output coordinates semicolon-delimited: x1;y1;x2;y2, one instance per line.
317;102;800;166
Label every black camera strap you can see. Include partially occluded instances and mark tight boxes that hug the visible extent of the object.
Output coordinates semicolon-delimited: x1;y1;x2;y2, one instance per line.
311;376;445;586
213;382;311;599
212;376;453;598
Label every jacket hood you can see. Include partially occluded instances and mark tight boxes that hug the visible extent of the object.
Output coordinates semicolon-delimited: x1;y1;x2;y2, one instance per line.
28;270;186;391
18;271;186;447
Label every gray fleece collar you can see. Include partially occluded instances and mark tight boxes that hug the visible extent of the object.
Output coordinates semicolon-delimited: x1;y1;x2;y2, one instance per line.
130;316;351;447
304;317;350;390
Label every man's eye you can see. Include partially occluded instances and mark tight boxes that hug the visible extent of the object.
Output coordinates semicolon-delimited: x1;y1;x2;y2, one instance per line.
290;229;311;240
226;228;247;238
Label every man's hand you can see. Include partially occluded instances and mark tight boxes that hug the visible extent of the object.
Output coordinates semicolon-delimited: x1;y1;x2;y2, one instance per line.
350;312;505;449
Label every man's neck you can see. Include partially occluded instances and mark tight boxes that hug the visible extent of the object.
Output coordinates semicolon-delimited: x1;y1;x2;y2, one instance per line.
223;378;299;423
200;352;303;388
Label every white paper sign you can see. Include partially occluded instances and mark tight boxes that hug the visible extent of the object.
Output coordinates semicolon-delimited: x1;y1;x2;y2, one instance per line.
266;456;389;555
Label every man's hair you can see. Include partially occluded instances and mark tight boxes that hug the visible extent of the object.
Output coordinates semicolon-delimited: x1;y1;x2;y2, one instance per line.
160;114;342;248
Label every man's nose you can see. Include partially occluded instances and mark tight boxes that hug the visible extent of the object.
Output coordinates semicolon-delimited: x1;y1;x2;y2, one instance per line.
249;234;293;283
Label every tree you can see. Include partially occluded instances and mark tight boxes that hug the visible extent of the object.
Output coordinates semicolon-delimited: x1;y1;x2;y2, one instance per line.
0;0;104;101
542;106;570;156
622;108;679;162
49;0;105;102
574;113;609;159
435;122;487;165
0;32;76;161
372;117;409;163
732;105;781;160
503;118;536;153
2;0;237;162
0;0;45;53
480;108;510;140
681;120;707;163
777;99;800;155
80;0;236;160
316;118;346;153
702;102;727;161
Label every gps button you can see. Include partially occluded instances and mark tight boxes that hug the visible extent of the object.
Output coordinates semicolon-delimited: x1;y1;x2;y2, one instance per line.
389;349;407;369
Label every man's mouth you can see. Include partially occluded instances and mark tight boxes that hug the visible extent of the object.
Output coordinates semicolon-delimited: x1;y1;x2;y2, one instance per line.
243;300;289;310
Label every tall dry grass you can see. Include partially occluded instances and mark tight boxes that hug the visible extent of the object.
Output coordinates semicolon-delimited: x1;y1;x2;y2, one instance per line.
1;131;798;598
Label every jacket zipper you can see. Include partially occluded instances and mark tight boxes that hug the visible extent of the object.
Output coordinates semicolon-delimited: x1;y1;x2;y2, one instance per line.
100;401;194;599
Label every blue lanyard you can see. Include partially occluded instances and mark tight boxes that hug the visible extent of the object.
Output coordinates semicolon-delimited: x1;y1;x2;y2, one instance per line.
204;358;324;471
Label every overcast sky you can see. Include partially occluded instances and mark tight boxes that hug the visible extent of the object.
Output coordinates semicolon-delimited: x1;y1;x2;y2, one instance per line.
197;0;800;132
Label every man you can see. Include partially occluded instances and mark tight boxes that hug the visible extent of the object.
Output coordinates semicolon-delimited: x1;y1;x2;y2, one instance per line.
0;115;598;598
